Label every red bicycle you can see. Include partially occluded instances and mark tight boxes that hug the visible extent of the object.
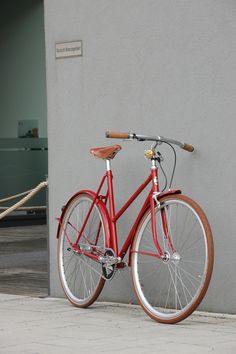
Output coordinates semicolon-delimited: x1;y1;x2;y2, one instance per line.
57;131;214;324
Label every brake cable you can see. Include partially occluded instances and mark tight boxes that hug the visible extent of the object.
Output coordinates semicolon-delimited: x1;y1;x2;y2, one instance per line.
151;141;177;191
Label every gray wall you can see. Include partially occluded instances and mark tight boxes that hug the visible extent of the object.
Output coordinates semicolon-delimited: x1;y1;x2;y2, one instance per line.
45;0;236;313
0;0;47;138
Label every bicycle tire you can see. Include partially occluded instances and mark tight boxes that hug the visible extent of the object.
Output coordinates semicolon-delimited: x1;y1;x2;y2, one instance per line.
131;194;214;324
57;192;107;307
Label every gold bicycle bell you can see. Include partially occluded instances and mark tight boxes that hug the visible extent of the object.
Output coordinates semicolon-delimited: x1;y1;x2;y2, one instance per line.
144;149;156;159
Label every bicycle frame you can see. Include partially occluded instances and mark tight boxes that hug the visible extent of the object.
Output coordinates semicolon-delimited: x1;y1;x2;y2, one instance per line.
57;158;181;265
69;160;176;260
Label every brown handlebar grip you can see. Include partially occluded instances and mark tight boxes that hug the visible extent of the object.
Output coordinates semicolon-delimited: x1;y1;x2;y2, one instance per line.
182;143;194;152
106;131;130;139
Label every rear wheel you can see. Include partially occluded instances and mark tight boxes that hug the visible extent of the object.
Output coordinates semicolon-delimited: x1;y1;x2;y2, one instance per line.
58;192;106;307
131;194;214;324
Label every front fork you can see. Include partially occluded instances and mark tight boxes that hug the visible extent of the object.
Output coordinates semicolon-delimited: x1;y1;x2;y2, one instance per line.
150;159;176;257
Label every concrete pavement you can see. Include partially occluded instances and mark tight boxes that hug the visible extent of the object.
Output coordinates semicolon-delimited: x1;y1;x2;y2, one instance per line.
0;225;48;297
0;293;236;354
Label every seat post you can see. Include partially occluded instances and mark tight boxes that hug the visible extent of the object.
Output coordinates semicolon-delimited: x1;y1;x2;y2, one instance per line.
106;159;111;171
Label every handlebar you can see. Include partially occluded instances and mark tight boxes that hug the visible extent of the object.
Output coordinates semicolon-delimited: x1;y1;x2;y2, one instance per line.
105;131;194;152
105;131;130;139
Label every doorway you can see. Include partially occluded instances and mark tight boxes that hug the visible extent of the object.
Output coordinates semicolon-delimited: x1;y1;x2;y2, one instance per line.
0;0;48;297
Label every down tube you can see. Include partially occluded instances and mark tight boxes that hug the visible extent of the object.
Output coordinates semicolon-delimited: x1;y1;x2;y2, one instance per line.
119;192;151;261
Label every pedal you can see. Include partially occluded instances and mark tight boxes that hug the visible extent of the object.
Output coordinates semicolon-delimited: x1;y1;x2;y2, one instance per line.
100;249;118;280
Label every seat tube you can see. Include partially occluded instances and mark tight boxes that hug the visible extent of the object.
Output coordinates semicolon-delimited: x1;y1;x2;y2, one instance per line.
106;159;118;255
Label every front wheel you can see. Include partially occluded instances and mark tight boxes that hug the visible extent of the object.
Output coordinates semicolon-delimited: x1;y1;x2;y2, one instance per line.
131;194;214;324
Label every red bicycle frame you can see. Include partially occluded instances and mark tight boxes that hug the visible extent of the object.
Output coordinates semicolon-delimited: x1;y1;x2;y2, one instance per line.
57;158;181;265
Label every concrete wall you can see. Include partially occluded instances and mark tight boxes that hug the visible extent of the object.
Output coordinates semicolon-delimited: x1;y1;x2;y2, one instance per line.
45;0;236;313
0;0;47;138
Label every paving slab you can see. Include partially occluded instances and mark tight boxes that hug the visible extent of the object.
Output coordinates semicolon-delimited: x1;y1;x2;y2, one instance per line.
0;294;236;354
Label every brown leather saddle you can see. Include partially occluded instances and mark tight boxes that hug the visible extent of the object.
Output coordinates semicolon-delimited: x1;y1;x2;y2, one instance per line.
90;145;121;160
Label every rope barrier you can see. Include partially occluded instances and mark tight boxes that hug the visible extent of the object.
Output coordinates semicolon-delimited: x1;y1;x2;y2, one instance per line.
0;181;48;220
0;189;34;203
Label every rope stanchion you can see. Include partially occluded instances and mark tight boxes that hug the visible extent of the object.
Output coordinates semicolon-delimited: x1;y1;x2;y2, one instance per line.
0;181;48;220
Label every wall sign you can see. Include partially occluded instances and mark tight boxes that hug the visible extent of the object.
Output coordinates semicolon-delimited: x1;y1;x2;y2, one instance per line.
55;40;83;59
